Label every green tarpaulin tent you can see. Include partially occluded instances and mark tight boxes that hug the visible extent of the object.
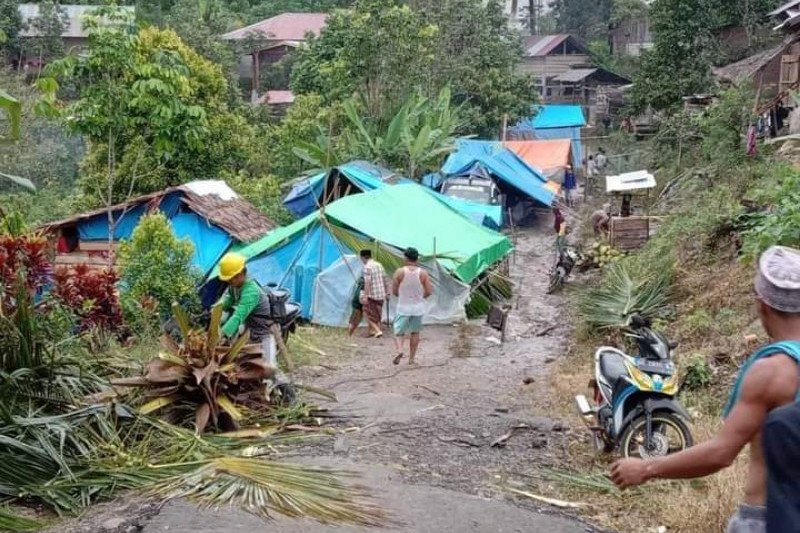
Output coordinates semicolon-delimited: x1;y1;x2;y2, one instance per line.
211;184;512;284
324;184;511;283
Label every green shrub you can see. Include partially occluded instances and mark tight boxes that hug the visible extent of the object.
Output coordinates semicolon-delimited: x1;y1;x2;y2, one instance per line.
117;213;200;320
683;353;713;390
683;309;713;335
741;172;800;258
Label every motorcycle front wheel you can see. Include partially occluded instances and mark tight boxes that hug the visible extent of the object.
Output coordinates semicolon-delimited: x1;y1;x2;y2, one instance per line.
619;413;693;459
547;269;565;294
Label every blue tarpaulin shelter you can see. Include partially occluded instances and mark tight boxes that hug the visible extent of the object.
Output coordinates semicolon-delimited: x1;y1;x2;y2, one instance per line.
45;181;275;277
284;161;505;230
511;105;586;169
283;160;404;218
441;139;555;224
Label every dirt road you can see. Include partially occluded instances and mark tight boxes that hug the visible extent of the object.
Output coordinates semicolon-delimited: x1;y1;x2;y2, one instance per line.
58;219;591;533
140;219;591;533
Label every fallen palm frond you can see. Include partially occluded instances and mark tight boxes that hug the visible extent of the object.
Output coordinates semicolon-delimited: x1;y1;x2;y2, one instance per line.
0;507;42;532
112;303;278;434
152;456;385;525
466;268;512;318
579;262;671;330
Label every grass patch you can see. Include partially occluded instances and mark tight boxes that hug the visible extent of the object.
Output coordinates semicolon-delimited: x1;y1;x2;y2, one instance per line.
289;325;355;368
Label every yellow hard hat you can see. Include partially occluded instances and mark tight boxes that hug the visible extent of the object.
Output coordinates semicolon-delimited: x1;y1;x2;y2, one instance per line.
219;253;246;282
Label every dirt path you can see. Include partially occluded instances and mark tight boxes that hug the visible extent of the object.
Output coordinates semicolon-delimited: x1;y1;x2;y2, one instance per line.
66;218;595;533
142;219;591;533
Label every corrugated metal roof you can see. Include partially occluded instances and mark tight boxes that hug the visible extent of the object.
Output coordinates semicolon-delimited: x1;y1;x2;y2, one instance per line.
553;68;598;83
523;34;588;57
222;12;327;41
257;90;295;105
18;4;135;39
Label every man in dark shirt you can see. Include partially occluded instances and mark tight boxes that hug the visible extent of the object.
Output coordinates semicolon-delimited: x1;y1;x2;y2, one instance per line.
763;390;800;532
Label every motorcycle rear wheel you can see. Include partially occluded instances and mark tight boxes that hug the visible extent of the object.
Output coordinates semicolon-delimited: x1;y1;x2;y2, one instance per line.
619;413;693;459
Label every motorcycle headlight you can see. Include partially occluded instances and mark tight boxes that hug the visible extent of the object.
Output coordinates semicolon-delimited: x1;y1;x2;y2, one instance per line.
661;375;679;395
626;362;654;391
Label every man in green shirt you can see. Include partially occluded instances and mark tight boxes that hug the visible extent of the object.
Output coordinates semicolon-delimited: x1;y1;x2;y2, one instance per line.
217;253;272;342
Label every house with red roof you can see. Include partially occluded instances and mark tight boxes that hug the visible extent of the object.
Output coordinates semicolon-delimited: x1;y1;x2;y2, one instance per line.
222;12;327;102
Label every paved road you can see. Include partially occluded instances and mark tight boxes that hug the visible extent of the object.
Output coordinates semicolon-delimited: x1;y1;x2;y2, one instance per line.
144;461;586;533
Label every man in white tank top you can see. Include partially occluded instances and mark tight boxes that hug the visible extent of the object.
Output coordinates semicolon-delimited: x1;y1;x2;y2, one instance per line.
392;247;433;365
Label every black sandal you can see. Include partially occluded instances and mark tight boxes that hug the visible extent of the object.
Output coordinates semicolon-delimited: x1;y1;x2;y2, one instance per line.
393;353;404;365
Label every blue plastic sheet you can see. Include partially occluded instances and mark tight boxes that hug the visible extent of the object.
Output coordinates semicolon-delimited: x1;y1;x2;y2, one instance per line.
440;140;554;207
246;224;347;318
77;204;148;241
532;105;586;128
170;212;232;276
76;192;186;241
283;161;395;218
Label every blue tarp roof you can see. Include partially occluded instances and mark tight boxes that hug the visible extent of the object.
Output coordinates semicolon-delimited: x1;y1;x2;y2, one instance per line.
510;106;586;169
284;161;505;229
440;139;555;207
283;160;403;218
75;190;233;276
532;105;586;129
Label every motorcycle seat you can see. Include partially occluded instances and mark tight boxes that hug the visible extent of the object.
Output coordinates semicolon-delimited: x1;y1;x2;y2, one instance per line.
599;351;629;390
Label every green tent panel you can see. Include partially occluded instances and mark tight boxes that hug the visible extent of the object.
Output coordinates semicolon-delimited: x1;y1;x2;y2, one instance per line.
210;184;511;284
324;185;511;283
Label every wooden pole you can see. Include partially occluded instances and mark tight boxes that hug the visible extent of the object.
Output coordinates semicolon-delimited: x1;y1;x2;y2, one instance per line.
501;114;508;141
270;323;294;374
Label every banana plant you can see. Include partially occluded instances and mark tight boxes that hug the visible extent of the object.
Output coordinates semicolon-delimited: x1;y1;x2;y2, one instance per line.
293;87;464;180
113;303;276;434
0;90;36;192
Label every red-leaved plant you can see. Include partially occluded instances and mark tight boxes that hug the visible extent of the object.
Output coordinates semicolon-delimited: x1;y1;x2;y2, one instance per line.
52;265;124;332
0;233;52;314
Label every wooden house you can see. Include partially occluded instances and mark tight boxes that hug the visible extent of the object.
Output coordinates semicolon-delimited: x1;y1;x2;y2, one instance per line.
42;181;275;276
609;17;653;57
518;34;591;97
222;12;327;102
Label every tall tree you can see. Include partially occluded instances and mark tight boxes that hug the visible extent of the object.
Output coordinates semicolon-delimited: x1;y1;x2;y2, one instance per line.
40;6;253;204
0;0;24;66
630;0;713;112
550;0;614;41
292;0;537;138
292;0;437;120
418;0;537;137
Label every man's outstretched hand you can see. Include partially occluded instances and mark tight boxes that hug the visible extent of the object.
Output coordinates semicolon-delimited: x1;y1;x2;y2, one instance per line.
610;458;650;489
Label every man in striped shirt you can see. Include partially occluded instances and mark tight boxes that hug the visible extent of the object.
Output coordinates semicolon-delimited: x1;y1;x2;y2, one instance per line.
360;249;388;338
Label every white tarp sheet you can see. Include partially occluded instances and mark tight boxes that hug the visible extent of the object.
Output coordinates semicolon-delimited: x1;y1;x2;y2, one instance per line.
310;255;470;328
606;170;656;193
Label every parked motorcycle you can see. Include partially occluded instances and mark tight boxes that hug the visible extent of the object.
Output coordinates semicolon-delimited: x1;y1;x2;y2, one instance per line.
575;315;693;458
547;245;581;294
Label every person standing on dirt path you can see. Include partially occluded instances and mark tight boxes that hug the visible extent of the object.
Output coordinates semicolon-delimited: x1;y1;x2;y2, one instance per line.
348;276;365;336
360;249;388;338
563;165;576;207
610;245;800;533
392;247;433;366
